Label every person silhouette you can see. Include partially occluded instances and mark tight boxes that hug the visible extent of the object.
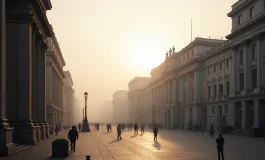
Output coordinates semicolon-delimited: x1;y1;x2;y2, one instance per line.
216;134;225;160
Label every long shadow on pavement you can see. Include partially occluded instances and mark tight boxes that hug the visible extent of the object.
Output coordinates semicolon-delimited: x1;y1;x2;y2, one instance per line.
153;141;161;150
110;140;118;144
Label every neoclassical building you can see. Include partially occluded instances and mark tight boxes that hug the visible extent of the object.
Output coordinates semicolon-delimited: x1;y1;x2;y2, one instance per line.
127;77;152;124
46;33;65;134
0;0;53;156
63;71;75;127
149;0;265;135
112;90;128;123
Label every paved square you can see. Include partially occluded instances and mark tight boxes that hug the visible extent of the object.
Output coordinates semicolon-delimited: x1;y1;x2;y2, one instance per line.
4;127;265;160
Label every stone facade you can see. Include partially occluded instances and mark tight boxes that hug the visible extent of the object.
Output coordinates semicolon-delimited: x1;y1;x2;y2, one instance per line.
149;0;265;132
127;77;152;124
0;0;53;156
112;90;128;123
63;71;74;128
46;33;65;134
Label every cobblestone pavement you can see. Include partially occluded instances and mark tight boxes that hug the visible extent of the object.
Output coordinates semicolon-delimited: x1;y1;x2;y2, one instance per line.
4;126;265;160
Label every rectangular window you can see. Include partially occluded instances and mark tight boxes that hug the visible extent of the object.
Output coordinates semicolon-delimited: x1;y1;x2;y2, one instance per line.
238;15;242;25
213;85;216;98
240;50;244;63
213;64;216;72
223;116;227;125
240;72;244;90
250;7;255;18
208;86;211;98
226;81;230;95
212;106;215;114
226;59;229;68
252;68;257;88
219;84;223;96
219;62;222;70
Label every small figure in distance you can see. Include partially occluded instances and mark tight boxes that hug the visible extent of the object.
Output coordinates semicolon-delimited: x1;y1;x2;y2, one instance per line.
153;124;158;142
141;124;145;133
117;124;122;140
216;134;225;160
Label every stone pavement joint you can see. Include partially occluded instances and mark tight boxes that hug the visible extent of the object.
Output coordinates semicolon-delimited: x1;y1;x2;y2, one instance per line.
92;132;115;160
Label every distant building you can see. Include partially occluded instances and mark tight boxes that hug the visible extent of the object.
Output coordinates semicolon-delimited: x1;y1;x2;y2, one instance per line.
112;90;129;123
63;71;74;128
127;77;152;124
98;100;113;123
46;33;66;133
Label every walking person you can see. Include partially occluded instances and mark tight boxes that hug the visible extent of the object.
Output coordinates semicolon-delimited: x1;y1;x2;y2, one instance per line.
134;123;138;136
216;134;225;160
78;123;81;132
153;124;158;141
55;125;59;136
141;124;144;133
68;126;79;152
117;124;122;140
210;123;215;138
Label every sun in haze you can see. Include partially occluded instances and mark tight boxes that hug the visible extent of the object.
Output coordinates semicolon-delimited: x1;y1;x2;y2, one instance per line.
132;47;162;72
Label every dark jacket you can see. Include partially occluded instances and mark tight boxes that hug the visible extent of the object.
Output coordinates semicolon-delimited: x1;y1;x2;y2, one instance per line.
153;127;158;135
216;137;224;149
117;125;121;133
68;129;79;141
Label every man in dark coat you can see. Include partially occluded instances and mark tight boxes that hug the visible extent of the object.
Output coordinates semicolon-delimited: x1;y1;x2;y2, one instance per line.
117;124;122;140
153;125;158;141
216;134;225;160
78;123;81;132
68;126;79;152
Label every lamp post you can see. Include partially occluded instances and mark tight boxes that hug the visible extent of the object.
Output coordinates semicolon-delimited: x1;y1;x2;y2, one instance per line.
81;92;90;132
152;105;155;125
82;107;85;120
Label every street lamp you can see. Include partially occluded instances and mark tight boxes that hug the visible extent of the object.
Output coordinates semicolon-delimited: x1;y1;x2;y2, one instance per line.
81;92;90;132
152;105;155;125
82;107;85;120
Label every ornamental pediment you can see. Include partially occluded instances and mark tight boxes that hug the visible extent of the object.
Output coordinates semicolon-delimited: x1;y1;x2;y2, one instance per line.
224;74;230;80
218;76;223;82
212;78;217;84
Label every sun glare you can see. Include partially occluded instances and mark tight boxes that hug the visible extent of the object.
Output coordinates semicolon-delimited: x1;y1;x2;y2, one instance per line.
132;48;163;72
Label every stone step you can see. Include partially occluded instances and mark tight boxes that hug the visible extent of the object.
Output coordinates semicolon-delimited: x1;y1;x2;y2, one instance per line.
14;144;31;153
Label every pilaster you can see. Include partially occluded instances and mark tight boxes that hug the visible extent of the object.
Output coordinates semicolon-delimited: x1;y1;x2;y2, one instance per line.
0;0;15;156
255;35;263;92
6;18;37;145
242;42;249;95
230;50;237;97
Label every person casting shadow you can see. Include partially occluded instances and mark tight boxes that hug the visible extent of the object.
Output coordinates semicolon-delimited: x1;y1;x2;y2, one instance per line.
153;124;158;142
68;126;79;152
216;134;225;160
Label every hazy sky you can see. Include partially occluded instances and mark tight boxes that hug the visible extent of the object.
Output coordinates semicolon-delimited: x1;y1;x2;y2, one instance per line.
47;0;237;121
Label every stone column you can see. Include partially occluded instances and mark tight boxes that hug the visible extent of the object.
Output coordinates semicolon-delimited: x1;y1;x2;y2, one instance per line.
41;42;49;138
253;99;261;128
194;71;200;103
173;79;176;103
241;101;247;129
6;22;37;145
230;49;237;97
256;36;263;92
0;0;15;156
187;74;190;102
33;26;41;142
180;77;183;103
242;43;249;95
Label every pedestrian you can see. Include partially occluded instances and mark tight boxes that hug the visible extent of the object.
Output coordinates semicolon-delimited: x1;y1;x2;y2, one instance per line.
210;123;215;138
134;123;138;136
216;134;225;160
78;123;81;132
68;126;79;152
153;124;158;141
141;124;144;133
117;124;122;140
55;125;59;136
